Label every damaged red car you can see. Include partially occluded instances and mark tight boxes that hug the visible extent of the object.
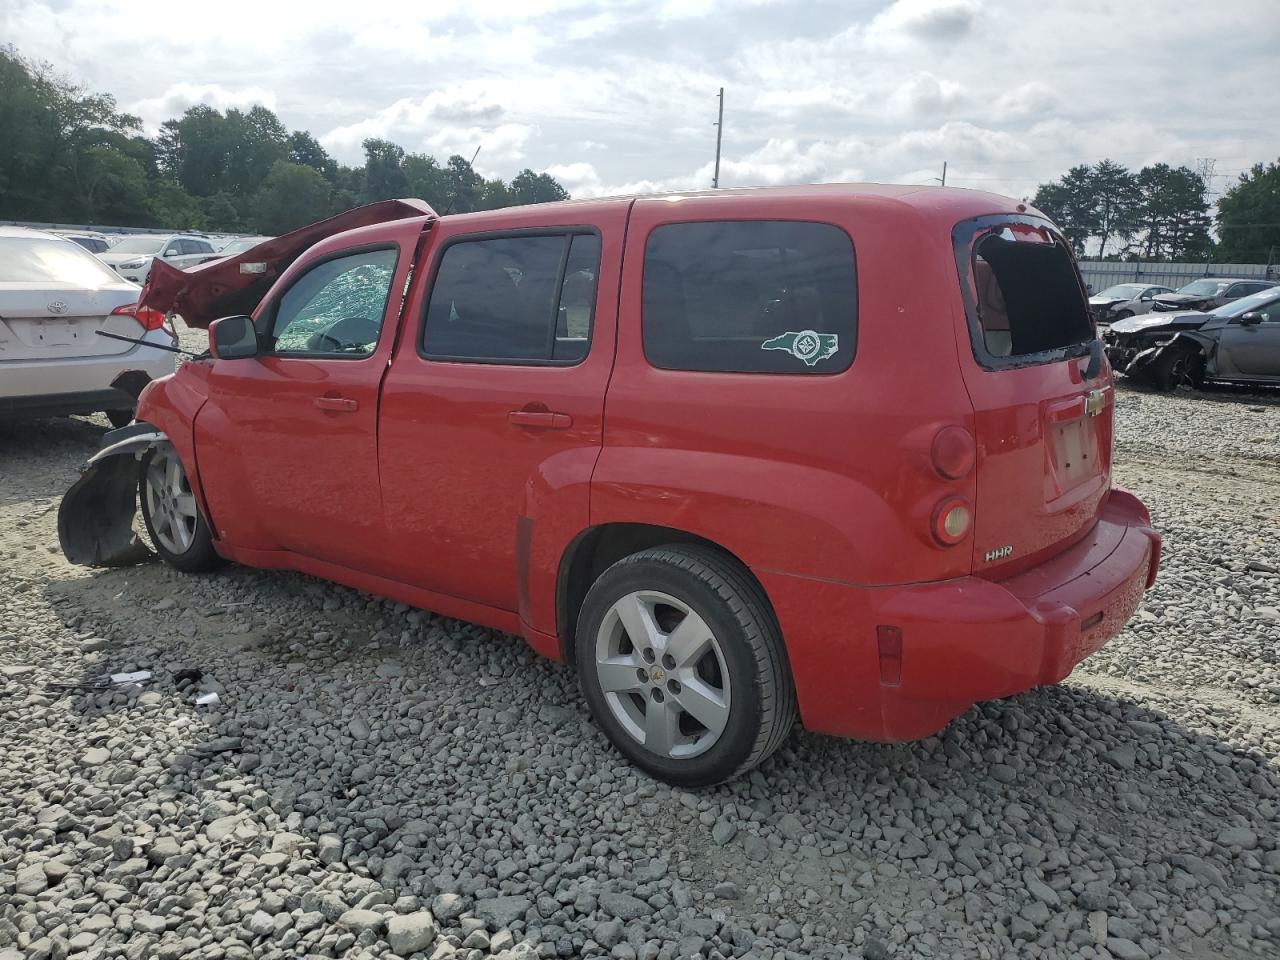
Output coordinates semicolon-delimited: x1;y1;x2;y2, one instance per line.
59;187;1161;786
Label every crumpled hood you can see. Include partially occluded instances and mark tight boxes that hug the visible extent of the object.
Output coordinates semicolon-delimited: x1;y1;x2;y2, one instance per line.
1089;296;1127;307
139;199;437;328
1109;311;1207;334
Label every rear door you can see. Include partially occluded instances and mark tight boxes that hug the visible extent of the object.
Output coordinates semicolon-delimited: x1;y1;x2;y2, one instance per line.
953;217;1111;577
375;204;626;615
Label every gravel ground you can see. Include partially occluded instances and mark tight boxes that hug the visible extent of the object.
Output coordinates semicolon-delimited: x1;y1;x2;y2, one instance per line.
1;368;1278;960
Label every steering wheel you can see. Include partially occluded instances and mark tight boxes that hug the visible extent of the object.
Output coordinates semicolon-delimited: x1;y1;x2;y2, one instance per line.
307;316;379;353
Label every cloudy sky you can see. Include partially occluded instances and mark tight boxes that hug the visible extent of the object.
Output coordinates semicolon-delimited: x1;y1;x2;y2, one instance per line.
4;0;1278;200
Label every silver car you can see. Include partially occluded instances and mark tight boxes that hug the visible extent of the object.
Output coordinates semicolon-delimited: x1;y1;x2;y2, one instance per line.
1089;283;1174;325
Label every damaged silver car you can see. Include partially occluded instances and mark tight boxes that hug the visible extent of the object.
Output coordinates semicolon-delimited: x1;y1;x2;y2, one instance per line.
1104;286;1280;390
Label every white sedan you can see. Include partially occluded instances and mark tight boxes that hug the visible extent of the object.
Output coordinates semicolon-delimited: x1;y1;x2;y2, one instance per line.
0;228;177;427
1088;283;1174;325
97;233;221;285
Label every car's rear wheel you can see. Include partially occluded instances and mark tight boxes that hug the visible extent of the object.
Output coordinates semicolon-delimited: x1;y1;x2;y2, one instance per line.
139;444;224;573
1113;309;1133;321
575;545;795;787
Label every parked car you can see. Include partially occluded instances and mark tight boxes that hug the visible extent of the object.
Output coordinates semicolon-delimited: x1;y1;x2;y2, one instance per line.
60;190;1160;786
1105;286;1280;390
1088;283;1174;326
0;227;176;426
1151;277;1276;313
217;236;273;257
97;234;221;285
53;231;113;254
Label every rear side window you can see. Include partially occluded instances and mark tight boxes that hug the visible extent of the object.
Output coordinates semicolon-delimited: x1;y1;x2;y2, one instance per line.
643;221;856;373
423;232;600;364
961;222;1093;363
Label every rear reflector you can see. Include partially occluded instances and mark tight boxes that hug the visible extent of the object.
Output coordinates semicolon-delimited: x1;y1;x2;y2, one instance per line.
110;302;166;331
931;425;976;480
876;625;903;686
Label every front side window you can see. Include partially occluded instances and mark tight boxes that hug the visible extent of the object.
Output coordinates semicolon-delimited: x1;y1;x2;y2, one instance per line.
265;247;398;357
962;222;1093;362
642;220;857;374
423;232;600;364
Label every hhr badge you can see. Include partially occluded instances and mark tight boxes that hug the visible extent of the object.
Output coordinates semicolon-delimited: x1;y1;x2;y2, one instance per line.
762;330;839;366
985;545;1014;563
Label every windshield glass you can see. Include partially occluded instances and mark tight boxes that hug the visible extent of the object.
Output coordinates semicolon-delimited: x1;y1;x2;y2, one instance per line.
0;237;126;285
1097;284;1145;298
1215;287;1280;318
111;237;166;255
1176;279;1228;296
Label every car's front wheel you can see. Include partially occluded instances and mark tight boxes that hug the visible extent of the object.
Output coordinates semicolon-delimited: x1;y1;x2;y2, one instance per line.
575;545;795;787
139;444;224;573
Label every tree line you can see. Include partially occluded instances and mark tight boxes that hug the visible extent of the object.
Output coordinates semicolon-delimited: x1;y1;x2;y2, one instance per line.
1031;158;1280;263
0;47;569;235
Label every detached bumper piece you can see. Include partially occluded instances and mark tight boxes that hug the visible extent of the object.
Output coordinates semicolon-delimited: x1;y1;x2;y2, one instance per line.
58;423;165;567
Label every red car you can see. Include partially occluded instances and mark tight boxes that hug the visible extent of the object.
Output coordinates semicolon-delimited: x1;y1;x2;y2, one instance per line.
60;188;1160;786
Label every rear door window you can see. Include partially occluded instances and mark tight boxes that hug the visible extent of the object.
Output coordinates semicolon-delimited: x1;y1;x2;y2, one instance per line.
422;231;600;364
642;220;856;373
958;221;1093;364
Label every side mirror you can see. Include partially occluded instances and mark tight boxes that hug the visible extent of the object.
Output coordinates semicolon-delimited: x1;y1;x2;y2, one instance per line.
209;315;259;359
1239;312;1263;326
1139;295;1153;301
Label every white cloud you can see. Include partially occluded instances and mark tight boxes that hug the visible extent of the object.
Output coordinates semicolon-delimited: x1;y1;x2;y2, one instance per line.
128;84;278;131
867;0;981;43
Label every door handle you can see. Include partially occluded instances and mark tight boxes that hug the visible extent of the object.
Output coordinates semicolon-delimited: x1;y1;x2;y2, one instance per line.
508;409;572;429
314;396;359;412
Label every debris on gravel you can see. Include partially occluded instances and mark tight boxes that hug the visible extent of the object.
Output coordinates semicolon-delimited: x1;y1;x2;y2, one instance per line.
0;373;1276;959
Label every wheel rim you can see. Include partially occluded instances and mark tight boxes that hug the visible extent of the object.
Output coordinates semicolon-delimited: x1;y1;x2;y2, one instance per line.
144;445;198;555
594;590;731;760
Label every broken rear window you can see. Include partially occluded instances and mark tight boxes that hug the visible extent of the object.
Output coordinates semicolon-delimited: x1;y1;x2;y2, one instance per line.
957;221;1093;365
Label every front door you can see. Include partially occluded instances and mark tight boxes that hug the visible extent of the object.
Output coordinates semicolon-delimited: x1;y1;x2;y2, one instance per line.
376;205;627;618
197;223;422;570
1216;294;1280;379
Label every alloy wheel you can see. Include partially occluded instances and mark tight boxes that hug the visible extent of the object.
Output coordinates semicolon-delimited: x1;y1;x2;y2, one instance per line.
143;446;198;555
593;590;731;759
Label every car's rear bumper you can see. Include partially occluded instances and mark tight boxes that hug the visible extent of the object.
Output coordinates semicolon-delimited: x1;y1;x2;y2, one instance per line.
758;487;1161;741
0;334;176;414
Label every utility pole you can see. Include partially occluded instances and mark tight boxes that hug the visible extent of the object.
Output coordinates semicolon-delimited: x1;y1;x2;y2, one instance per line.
712;88;724;189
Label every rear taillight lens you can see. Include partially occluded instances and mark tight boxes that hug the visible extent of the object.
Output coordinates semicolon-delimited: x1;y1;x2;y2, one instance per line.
110;303;166;331
931;496;972;546
931;426;976;480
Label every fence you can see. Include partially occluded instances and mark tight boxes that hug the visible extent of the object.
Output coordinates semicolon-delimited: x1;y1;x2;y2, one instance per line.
1078;258;1277;293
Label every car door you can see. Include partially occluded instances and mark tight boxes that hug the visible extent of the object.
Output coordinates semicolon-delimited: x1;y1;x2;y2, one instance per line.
195;220;423;571
376;204;627;622
1216;295;1280;378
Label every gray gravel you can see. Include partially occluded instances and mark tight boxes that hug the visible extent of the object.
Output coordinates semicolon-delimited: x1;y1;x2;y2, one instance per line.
1;375;1277;960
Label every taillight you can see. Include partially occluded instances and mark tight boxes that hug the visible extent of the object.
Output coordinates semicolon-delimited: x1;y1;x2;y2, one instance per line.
931;426;975;480
931;496;972;546
111;303;166;331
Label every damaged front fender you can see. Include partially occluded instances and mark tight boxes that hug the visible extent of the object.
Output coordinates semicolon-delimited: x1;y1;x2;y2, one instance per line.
58;423;167;566
1125;333;1209;391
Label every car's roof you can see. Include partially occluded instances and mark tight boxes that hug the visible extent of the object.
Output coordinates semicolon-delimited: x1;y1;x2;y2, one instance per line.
438;182;1036;228
0;225;70;241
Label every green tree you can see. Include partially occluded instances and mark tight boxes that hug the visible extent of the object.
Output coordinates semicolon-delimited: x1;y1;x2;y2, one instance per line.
1216;160;1280;263
289;130;337;180
442;154;484;213
148;180;207;230
224;105;289;194
403;152;448;207
1133;164;1211;260
362;138;409;201
253;161;335;234
1032;161;1140;257
509;169;570;205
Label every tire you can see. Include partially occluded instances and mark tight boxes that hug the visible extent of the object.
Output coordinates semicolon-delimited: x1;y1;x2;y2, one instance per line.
138;445;225;573
575;544;796;787
105;409;134;429
1149;343;1204;392
1113;310;1133;321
